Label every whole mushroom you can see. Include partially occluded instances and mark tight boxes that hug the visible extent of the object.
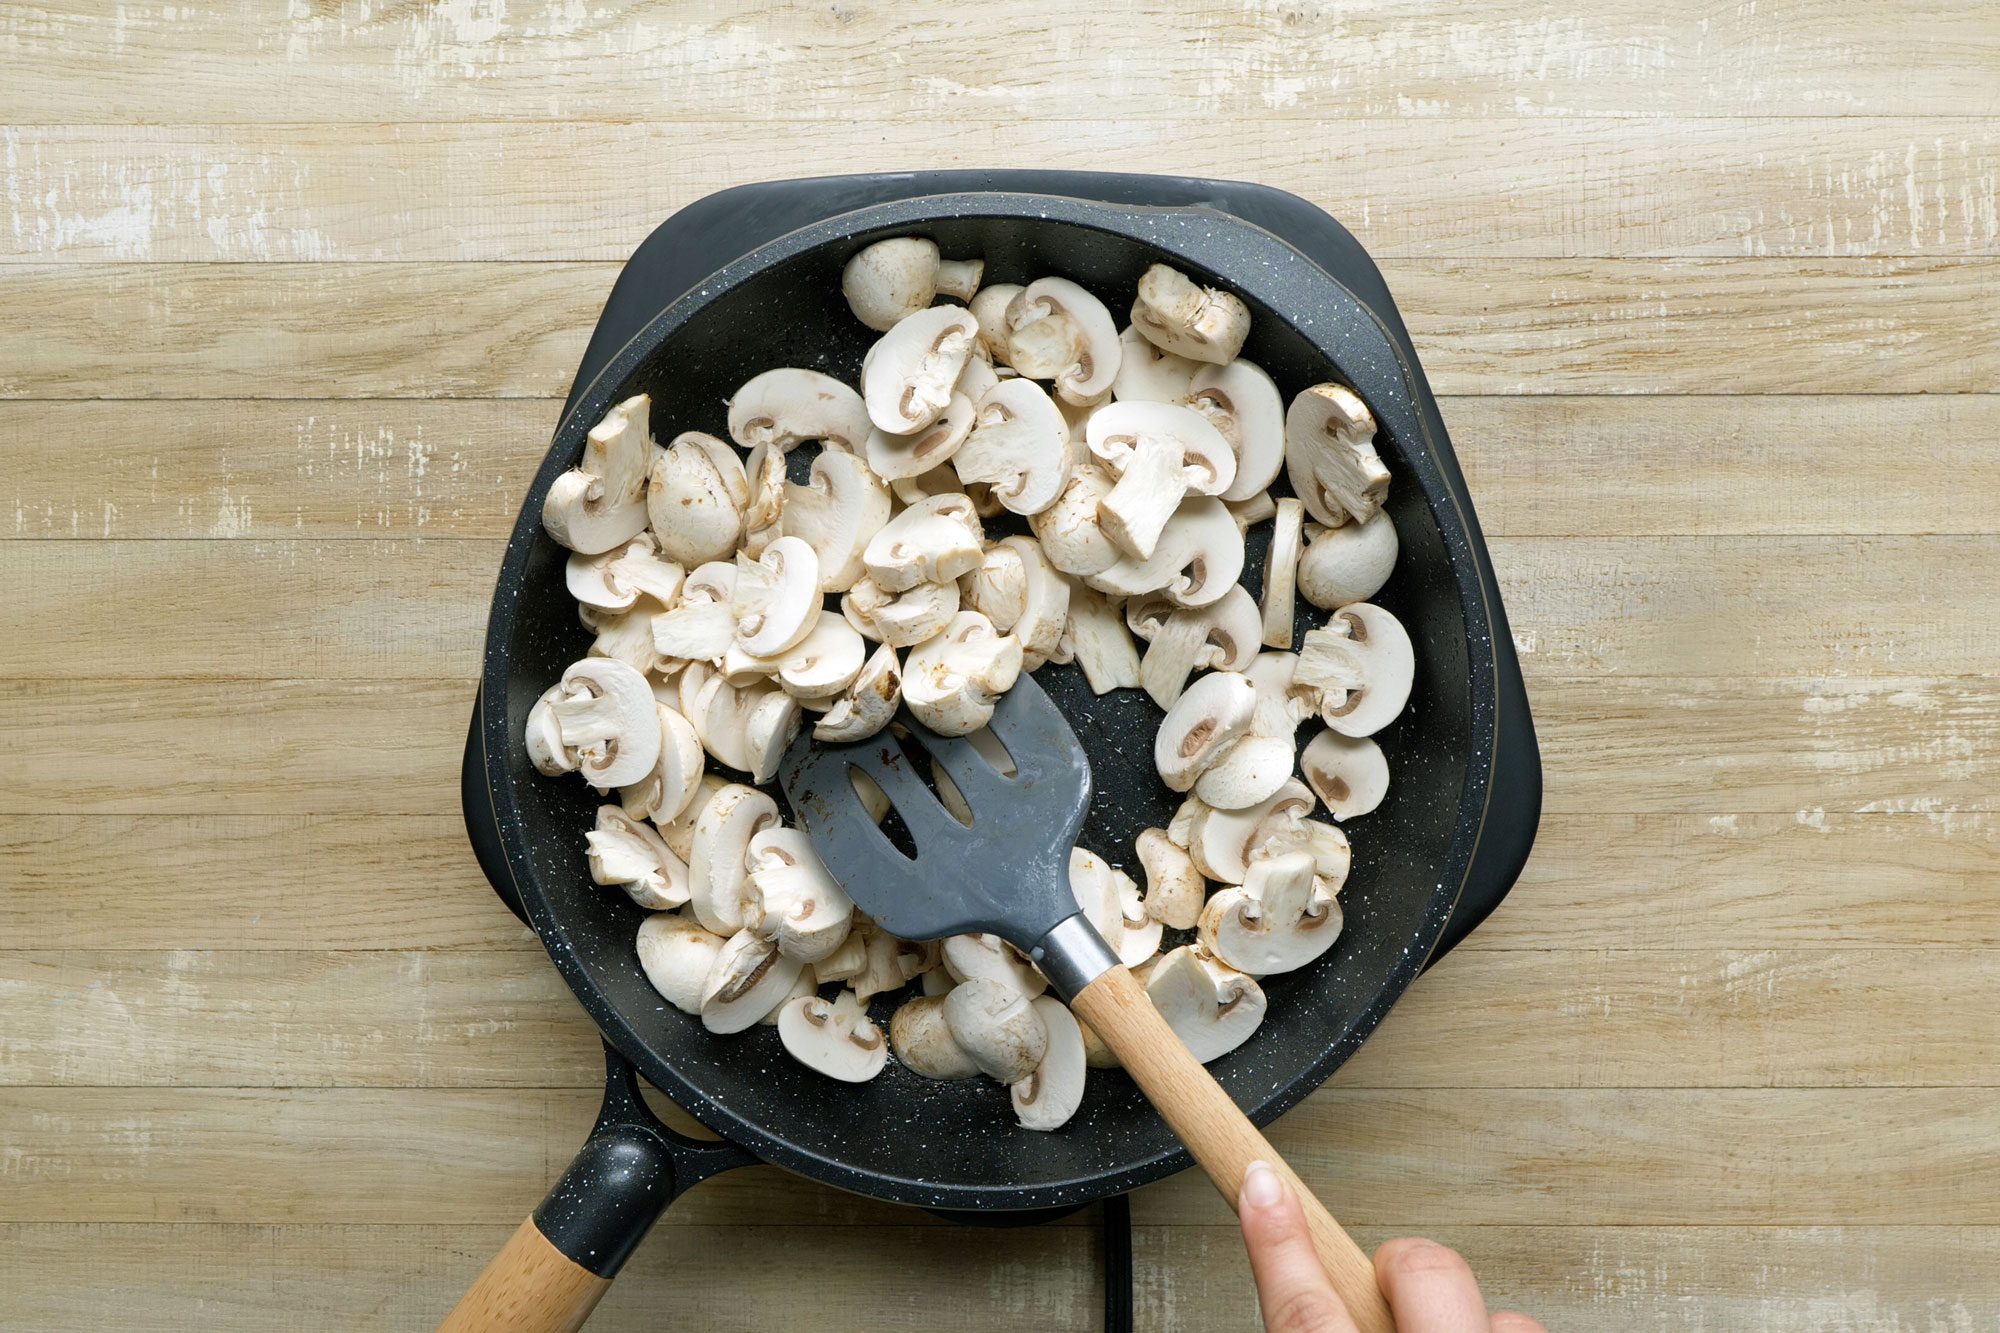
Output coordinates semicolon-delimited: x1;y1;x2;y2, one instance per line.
841;236;984;332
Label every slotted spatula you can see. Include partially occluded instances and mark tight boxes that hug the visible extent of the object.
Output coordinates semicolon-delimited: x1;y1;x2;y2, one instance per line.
779;676;1393;1331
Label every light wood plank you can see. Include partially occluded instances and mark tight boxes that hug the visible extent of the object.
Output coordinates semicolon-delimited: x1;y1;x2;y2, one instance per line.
7;1086;1995;1226
8;120;2000;263
6;260;1998;399
14;396;1999;541
6;947;1993;1090
3;0;1994;123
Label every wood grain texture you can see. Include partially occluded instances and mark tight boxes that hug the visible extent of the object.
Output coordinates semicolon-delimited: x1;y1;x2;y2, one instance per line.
436;1216;609;1333
8;120;1999;263
6;259;1997;398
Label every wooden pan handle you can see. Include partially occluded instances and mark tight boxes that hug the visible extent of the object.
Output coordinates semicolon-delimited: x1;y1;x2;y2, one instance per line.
438;1216;611;1333
1069;963;1393;1333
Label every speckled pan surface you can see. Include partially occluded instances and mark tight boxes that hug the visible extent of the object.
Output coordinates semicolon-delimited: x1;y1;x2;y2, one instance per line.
478;185;1508;1211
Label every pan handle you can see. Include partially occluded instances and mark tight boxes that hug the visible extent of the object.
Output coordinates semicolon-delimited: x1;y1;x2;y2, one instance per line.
438;1044;757;1331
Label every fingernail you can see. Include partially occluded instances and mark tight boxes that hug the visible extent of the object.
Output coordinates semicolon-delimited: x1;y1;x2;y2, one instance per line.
1242;1160;1282;1208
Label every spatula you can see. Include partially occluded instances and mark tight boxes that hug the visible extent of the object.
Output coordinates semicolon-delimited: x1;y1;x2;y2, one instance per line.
779;676;1393;1331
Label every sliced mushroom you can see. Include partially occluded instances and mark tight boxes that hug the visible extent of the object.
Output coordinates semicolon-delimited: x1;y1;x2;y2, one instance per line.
687;783;780;935
1154;670;1258;792
525;684;575;776
1300;728;1390;821
1260;497;1305;649
941;933;1047;998
862;305;981;435
1144;945;1266;1063
728;367;872;454
943;977;1050;1083
956;354;1000;403
778;990;888;1082
647;431;749;566
814;643;902;742
1028;463;1122;578
903;610;1023;736
890;994;980;1079
841;237;983;331
1004;277;1121;405
1086;496;1243;609
1112;323;1198;403
766;615;866;700
952;378;1072;516
1069;847;1164;968
544;658;662;790
1298;603;1415;737
1298;510;1399;609
635;913;727;1015
566;532;683;614
694;674;802;782
1197;849;1341;978
738;441;787;558
1085;401;1237;560
848;928;928;1003
776;447;891;594
700;928;807;1034
587;604;664;674
543;393;657;554
1186;359;1284;501
651;560;738;663
1192;731;1296;812
745;826;855;963
968;283;1025;363
586;805;689;909
1130;264;1250;366
732;535;821;657
1128;583;1262;709
1186;778;1316;883
654;774;725;865
999;536;1070;670
960;541;1028;633
1135;827;1206;929
1012;997;1087;1131
842;574;961;648
1285;383;1390;528
865;391;976;481
863;492;984;593
616;703;706;825
1225;490;1276;532
1060;580;1142;694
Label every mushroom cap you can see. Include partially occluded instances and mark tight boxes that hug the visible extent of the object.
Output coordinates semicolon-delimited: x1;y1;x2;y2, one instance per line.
728;367;872;454
1316;603;1416;738
903;610;1024;737
1300;729;1390;821
1187;778;1316;883
1192;732;1297;811
814;643;902;743
648;431;749;567
1086;496;1243;608
635;913;727;1015
542;394;655;554
1144;945;1267;1064
1068;848;1164;968
1112;323;1199;403
1129;264;1251;366
941;932;1047;998
1154;670;1257;792
687;783;780;935
695;677;803;783
999;535;1071;670
587;604;663;674
842;575;960;648
548;658;662;790
1298;510;1399;609
1012;997;1087;1131
586;805;688;909
1285;382;1391;527
864;391;977;481
525;684;576;776
1027;463;1122;578
1005;276;1121;405
841;236;944;332
700;929;807;1034
656;774;727;864
1132;583;1263;709
617;702;706;825
1086;400;1236;497
1197;850;1341;977
862;492;984;593
738;441;788;558
961;542;1028;633
955;354;1000;403
968;283;1025;363
778;991;889;1082
732;536;822;658
1187;358;1285;502
780;447;892;594
953;378;1073;516
890;994;981;1080
565;537;644;613
943;977;1051;1083
862;305;981;435
745;826;855;964
773;615;866;699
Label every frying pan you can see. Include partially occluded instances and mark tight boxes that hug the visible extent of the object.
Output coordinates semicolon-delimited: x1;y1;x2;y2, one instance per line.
448;172;1541;1328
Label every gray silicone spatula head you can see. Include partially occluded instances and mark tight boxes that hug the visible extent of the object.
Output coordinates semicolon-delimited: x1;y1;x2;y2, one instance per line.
777;675;1093;955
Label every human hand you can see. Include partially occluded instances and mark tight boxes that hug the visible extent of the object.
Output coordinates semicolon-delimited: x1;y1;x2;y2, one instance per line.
1237;1160;1546;1332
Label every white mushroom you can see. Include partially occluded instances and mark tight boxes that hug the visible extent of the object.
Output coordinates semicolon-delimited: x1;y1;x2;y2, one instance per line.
968;283;1024;363
865;391;976;481
780;447;892;594
1295;603;1415;737
687;783;780;934
1068;847;1164;968
737;442;787;558
543;393;658;554
1184;779;1316;883
744;826;855;963
841;237;983;332
1260;497;1305;649
1225;490;1276;532
889;994;980;1079
903;610;1023;736
651;561;738;663
635;913;727;1015
654;774;725;865
1154;671;1258;793
943;977;1050;1083
814;643;902;742
616;703;706;825
1192;731;1296;812
1059;581;1142;694
1298;510;1399;609
728;367;872;454
1135;827;1206;930
778;990;888;1082
544;658;662;790
941;933;1047;998
1129;264;1250;366
566;533;683;614
587;605;664;674
647;431;749;567
1086;496;1243;608
1112;323;1198;403
693;673;802;782
1127;583;1262;709
586;805;688;909
1144;945;1266;1063
1012;997;1086;1131
1300;729;1391;821
1198;850;1341;977
862;305;981;435
1185;359;1285;501
862;492;984;592
951;377;1073;516
1004;277;1121;406
1085;401;1236;560
525;684;575;776
700;928;807;1034
764;615;867;700
848;928;932;1003
1028;464;1123;578
956;354;1000;403
732;535;821;658
842;574;961;648
999;536;1070;670
960;541;1027;633
1285;383;1390;528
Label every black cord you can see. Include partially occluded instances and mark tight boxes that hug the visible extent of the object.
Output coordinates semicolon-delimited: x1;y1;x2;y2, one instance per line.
1102;1193;1134;1333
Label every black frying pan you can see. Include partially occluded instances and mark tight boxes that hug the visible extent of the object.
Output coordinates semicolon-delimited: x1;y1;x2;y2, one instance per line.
447;173;1541;1329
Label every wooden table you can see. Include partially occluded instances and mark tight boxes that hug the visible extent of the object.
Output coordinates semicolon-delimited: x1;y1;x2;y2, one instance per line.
3;3;1996;1328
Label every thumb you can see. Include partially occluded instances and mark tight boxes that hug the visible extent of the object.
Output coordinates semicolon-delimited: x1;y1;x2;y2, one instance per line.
1238;1160;1360;1333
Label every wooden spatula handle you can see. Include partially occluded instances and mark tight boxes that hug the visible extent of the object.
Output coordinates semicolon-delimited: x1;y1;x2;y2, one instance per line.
1069;963;1392;1333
